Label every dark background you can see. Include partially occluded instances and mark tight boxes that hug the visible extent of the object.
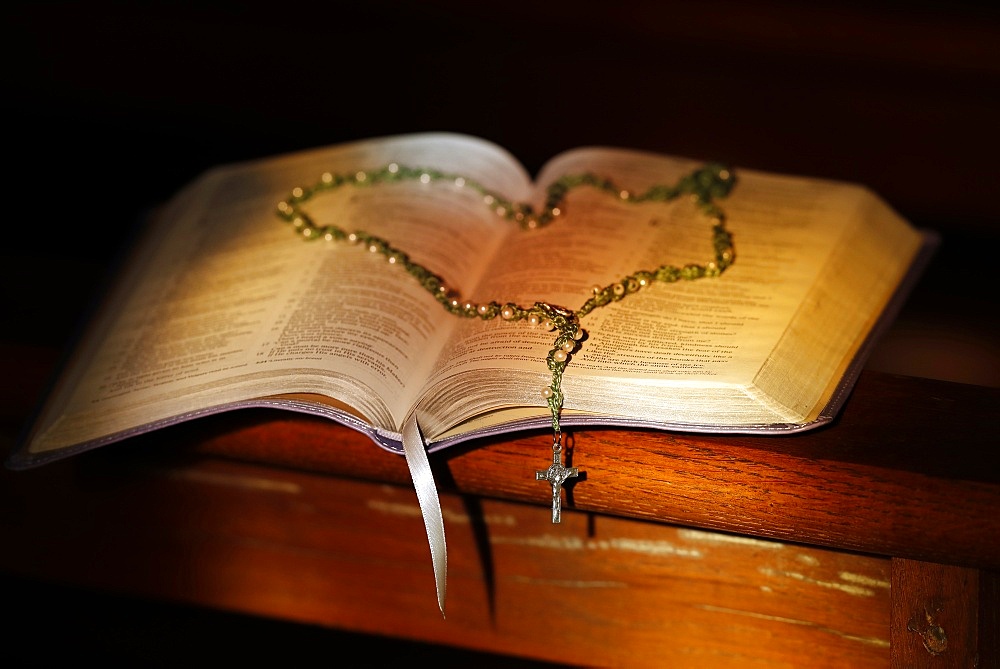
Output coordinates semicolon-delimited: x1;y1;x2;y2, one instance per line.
3;0;999;665
5;0;1000;375
7;0;999;248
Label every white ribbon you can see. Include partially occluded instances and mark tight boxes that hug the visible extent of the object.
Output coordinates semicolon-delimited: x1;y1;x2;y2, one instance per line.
401;413;447;617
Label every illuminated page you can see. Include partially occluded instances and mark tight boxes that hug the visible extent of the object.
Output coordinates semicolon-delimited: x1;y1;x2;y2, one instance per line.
27;133;534;455
414;147;921;436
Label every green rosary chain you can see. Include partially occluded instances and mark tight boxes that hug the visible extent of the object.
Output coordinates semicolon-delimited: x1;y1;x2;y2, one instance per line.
275;161;736;441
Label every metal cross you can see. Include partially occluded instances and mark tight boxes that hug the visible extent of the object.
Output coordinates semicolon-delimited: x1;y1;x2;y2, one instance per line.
536;445;579;523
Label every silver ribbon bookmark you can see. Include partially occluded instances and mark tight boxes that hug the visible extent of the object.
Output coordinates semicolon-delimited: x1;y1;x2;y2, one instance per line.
401;413;447;617
400;417;581;616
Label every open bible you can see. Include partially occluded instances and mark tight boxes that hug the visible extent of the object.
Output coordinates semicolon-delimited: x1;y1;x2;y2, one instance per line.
11;131;931;470
8;131;933;614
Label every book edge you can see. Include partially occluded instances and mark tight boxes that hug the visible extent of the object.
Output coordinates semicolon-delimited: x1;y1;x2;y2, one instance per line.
6;230;936;470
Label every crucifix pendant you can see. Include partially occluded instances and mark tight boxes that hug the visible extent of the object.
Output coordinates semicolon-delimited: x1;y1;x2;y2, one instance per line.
536;437;578;523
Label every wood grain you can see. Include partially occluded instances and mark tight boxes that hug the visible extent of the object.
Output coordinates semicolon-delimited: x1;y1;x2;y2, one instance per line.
0;454;893;668
116;370;1000;571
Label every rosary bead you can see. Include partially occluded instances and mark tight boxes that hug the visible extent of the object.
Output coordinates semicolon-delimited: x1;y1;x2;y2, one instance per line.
277;160;734;485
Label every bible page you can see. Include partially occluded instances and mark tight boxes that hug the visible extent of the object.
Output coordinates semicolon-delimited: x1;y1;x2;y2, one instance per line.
412;147;921;437
25;133;536;457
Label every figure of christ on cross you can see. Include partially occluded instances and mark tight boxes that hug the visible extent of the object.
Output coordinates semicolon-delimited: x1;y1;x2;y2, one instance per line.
536;446;579;523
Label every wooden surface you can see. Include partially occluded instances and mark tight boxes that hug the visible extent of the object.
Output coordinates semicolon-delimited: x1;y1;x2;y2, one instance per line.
0;447;897;667
2;357;998;666
890;560;988;668
159;370;1000;571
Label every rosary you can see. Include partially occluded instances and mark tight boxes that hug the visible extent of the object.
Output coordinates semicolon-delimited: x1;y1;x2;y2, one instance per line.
276;161;736;524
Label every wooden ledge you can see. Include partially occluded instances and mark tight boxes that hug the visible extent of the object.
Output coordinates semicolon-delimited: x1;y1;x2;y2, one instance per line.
47;369;997;572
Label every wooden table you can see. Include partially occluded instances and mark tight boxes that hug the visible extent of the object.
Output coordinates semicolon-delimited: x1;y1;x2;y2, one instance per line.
2;342;997;667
